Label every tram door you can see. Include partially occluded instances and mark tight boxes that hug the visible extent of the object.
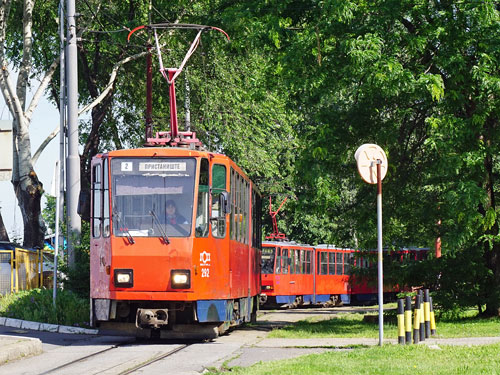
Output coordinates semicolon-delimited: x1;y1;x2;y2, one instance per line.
90;157;111;298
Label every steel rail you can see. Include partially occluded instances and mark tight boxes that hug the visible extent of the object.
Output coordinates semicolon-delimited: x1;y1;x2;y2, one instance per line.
39;342;189;375
38;343;123;375
118;344;188;375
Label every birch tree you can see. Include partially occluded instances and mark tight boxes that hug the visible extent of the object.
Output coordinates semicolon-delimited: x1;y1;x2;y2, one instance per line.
0;0;58;248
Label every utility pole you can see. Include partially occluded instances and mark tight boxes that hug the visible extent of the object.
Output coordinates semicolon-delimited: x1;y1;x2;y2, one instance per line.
66;0;80;266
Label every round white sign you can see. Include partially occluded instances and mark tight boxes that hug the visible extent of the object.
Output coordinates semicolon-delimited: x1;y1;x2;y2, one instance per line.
355;144;388;184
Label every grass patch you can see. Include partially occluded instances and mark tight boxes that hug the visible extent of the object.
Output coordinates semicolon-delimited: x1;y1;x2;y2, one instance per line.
207;343;500;375
0;288;90;327
266;310;500;339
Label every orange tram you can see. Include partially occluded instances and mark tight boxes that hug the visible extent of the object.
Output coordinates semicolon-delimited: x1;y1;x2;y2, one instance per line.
88;24;261;339
90;148;261;338
260;242;429;308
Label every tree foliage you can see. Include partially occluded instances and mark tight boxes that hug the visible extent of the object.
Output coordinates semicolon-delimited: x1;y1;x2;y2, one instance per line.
3;0;500;314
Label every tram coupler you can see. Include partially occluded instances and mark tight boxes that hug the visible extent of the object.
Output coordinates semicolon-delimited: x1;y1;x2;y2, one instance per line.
136;308;169;328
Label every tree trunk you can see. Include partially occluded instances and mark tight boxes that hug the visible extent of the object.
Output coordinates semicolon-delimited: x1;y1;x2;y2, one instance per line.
0;210;9;242
482;119;500;317
13;174;44;248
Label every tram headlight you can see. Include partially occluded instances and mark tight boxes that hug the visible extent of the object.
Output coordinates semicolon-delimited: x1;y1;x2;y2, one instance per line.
114;269;133;288
171;270;191;289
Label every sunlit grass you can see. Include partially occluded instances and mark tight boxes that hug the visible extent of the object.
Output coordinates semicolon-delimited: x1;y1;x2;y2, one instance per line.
209;343;500;375
266;309;500;339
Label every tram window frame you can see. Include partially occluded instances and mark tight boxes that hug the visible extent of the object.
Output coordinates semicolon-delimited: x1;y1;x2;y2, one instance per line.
306;250;311;274
274;247;281;274
328;252;335;275
336;252;343;275
320;252;328;275
92;164;102;238
290;250;295;274
344;253;353;274
195;158;210;238
281;248;289;274
103;159;110;237
295;249;301;274
252;189;262;249
211;164;227;238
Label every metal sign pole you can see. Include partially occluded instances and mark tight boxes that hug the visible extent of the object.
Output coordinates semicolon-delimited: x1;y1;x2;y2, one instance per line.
376;160;383;346
355;144;388;347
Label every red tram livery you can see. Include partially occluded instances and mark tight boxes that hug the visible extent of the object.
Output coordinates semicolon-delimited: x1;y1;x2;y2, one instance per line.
260;242;429;307
90;148;261;337
88;24;261;338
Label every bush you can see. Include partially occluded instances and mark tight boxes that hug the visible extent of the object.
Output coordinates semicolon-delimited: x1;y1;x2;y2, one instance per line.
0;288;90;327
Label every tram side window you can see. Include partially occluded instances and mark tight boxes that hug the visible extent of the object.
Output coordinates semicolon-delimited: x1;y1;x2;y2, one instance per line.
252;190;262;249
211;164;226;238
262;247;276;274
295;249;301;274
328;252;335;275
344;253;353;274
274;247;281;274
103;159;110;237
196;158;210;237
92;164;102;238
282;249;289;274
336;252;343;275
290;250;295;274
306;250;311;274
320;252;328;275
299;250;305;274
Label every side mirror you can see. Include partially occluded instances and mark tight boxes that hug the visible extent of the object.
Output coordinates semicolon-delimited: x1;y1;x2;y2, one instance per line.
219;191;231;215
77;190;91;221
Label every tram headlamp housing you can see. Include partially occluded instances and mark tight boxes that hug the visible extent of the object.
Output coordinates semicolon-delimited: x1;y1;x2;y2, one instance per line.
171;269;190;289
114;269;133;288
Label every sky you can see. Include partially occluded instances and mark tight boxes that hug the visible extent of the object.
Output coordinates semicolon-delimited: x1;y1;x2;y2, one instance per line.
0;91;60;242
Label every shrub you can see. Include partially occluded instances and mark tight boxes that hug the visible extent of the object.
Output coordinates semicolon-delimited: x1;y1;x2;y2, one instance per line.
0;288;89;327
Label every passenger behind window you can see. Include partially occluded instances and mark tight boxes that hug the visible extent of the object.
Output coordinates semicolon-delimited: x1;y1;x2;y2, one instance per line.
163;200;188;225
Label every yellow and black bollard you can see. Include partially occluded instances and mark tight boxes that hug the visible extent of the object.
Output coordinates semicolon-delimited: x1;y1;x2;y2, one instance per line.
404;295;412;344
419;291;425;341
430;296;437;335
397;299;405;344
413;295;420;344
424;289;431;338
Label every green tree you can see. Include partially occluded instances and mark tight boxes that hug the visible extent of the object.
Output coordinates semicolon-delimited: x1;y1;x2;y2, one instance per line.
216;0;500;314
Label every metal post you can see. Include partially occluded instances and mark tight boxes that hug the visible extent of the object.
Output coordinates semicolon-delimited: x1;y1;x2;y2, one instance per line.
145;45;153;141
184;68;191;131
53;160;61;308
168;69;179;138
376;160;383;346
54;0;66;308
66;0;80;266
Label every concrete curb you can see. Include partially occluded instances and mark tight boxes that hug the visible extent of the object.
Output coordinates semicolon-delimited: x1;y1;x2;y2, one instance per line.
0;335;42;364
0;317;98;335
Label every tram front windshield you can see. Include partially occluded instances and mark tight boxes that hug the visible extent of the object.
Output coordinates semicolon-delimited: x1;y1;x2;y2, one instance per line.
111;157;196;238
261;247;276;274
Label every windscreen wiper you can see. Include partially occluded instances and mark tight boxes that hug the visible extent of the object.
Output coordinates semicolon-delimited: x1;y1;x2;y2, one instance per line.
112;211;135;244
150;210;170;245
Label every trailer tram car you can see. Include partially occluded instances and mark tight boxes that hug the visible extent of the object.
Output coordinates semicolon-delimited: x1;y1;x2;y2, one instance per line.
261;242;354;307
259;199;430;308
261;243;430;308
88;24;261;339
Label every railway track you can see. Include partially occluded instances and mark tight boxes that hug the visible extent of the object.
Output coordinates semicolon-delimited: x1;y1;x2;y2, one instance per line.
39;341;190;375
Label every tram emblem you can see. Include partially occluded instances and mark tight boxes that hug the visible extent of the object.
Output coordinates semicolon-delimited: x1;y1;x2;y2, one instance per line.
200;251;211;278
200;251;211;265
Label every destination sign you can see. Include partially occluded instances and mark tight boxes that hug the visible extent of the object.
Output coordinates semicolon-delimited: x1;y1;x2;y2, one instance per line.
138;162;187;172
